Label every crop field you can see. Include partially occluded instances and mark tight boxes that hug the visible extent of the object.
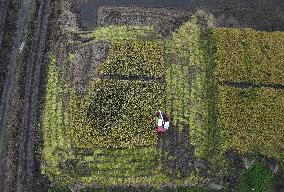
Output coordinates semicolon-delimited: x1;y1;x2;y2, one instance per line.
1;1;284;191
217;86;284;161
39;13;284;191
213;28;284;85
42;21;208;188
211;28;284;167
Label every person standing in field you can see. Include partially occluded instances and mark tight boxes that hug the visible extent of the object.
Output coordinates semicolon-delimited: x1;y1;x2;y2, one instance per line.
155;110;172;149
156;110;171;133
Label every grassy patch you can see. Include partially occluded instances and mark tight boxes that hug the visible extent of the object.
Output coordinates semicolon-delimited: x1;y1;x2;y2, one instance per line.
80;25;162;41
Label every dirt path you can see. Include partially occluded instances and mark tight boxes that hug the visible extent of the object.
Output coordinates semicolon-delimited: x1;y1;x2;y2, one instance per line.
0;0;32;191
16;0;52;191
0;0;10;49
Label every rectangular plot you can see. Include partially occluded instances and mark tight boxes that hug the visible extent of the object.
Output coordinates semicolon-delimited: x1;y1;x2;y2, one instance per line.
71;79;164;148
97;40;165;78
218;85;284;160
212;28;284;85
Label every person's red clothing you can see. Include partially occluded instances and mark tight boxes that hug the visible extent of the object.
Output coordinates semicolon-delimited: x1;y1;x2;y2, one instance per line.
156;125;166;133
156;117;166;133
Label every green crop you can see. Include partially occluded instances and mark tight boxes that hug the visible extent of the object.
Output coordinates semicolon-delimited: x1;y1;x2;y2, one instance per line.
165;17;204;129
70;79;163;149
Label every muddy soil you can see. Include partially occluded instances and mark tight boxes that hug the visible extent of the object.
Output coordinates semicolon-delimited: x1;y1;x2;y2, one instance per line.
97;6;192;36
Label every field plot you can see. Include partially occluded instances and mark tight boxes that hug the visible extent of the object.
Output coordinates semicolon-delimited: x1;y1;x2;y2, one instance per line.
70;79;163;148
39;13;233;189
42;24;205;188
97;40;164;78
163;16;219;159
218;86;284;161
165;17;204;130
212;28;284;85
211;28;284;167
1;1;284;191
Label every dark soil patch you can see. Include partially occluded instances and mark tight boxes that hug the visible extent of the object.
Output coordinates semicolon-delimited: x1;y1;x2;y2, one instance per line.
221;81;284;90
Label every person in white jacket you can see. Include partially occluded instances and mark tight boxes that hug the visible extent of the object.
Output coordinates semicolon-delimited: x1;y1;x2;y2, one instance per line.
156;110;171;133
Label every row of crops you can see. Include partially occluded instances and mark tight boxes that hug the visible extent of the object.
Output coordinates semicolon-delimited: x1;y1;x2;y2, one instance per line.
163;17;217;159
42;23;206;188
211;28;284;166
165;18;196;128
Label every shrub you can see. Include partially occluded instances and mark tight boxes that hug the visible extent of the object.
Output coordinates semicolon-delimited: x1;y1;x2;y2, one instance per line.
239;163;273;192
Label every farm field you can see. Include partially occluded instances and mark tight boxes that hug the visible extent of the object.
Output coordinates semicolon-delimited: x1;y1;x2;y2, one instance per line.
211;28;284;191
0;0;284;192
43;11;284;190
42;18;209;189
210;28;284;165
